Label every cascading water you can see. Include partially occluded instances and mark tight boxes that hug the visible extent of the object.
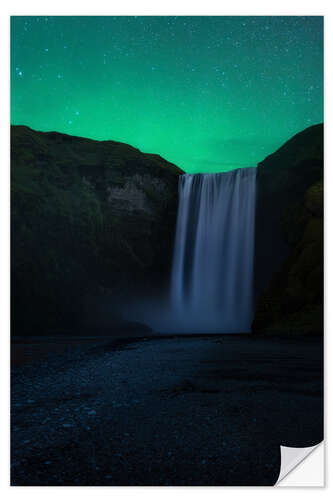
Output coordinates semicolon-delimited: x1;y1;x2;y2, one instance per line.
170;167;257;333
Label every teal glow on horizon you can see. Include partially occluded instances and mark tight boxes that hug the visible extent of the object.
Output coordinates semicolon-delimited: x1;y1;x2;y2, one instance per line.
11;16;323;173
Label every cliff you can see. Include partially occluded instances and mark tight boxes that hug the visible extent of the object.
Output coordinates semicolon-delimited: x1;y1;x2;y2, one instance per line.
252;124;323;334
11;126;183;335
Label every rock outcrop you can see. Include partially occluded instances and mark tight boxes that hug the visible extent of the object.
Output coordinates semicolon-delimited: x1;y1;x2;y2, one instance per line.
11;126;183;335
252;124;323;334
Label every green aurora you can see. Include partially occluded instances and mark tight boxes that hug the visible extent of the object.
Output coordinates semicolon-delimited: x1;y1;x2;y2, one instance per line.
11;16;323;173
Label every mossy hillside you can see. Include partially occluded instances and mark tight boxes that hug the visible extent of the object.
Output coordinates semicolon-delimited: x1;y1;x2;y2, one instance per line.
252;179;323;334
11;126;183;335
254;124;323;298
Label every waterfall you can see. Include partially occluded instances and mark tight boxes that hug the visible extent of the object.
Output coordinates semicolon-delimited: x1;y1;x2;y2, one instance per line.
170;167;257;333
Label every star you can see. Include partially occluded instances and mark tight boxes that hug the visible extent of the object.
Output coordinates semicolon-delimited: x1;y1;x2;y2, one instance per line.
10;15;323;174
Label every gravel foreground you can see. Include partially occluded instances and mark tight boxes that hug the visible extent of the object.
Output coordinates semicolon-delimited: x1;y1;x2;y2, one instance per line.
11;334;323;486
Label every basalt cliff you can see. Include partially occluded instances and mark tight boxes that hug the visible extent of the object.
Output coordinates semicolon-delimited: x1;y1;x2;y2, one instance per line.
11;126;183;335
252;124;323;334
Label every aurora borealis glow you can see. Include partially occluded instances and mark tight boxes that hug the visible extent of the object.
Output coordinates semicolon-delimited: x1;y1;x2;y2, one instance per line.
11;16;323;173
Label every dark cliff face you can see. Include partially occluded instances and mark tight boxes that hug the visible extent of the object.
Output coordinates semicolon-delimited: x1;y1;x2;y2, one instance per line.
11;126;183;335
253;124;323;334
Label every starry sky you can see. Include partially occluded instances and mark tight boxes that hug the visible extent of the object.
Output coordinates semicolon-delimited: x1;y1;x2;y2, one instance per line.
11;16;323;173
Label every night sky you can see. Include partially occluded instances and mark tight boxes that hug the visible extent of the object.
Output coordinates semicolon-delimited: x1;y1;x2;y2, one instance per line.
11;16;323;173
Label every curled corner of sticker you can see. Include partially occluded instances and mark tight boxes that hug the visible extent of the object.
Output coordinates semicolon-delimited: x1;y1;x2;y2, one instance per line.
276;442;324;486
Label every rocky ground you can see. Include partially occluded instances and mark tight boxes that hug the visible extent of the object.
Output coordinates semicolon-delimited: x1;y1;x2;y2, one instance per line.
11;334;323;486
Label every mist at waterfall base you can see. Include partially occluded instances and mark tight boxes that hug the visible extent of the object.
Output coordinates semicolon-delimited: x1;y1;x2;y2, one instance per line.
123;167;257;334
